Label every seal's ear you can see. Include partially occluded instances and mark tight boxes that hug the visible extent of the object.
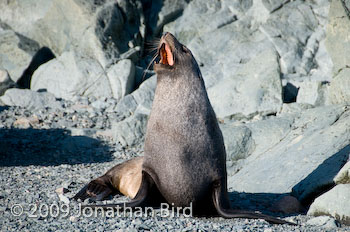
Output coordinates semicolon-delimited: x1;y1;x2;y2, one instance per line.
182;45;190;53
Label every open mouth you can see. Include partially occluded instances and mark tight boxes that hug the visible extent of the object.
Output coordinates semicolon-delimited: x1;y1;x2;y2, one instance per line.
157;43;174;66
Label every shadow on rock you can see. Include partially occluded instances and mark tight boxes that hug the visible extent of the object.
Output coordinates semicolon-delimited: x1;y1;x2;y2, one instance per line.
228;191;303;217
17;47;56;89
227;145;350;217
0;128;113;167
292;144;350;206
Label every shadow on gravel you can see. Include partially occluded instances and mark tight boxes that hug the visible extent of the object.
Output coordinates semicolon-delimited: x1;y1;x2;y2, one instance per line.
0;106;9;113
0;128;113;167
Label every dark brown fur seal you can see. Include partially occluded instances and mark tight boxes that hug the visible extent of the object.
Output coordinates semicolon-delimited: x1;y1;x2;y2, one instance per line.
74;32;294;225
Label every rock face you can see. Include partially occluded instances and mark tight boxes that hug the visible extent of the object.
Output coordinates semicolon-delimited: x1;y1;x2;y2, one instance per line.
227;105;350;204
325;0;350;74
0;0;144;68
308;184;350;225
328;68;350;104
0;27;38;82
208;49;282;119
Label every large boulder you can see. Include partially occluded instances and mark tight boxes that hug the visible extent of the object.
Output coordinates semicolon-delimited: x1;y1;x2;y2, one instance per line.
112;113;148;147
31;50;135;101
114;75;157;118
0;88;62;110
308;184;350;225
107;59;135;101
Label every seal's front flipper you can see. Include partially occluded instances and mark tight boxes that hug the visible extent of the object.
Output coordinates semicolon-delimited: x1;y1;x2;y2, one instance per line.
73;157;143;201
73;175;116;201
81;171;165;210
212;180;296;225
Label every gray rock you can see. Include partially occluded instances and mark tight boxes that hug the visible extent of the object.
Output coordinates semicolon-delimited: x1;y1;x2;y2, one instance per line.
228;105;350;203
296;80;329;106
0;88;62;110
261;0;290;13
0;0;144;68
115;75;156;118
245;116;294;156
0;28;35;82
90;99;109;111
279;102;314;115
208;49;282;119
31;50;113;100
112;113;148;147
306;216;340;228
259;1;319;75
334;161;350;185
325;0;350;74
164;0;241;45
146;0;190;36
308;184;350;225
328;68;350;104
164;0;331;118
0;69;15;96
107;59;135;101
220;124;255;164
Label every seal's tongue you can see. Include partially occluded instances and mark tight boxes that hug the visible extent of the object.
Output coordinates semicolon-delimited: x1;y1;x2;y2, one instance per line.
160;43;174;66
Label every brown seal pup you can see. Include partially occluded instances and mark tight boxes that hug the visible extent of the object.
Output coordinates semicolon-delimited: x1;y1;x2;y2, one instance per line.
74;32;294;225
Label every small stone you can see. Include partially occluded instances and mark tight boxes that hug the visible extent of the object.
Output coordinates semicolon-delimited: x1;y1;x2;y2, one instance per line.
55;187;69;195
69;216;77;222
58;194;70;204
306;216;339;228
13;117;31;129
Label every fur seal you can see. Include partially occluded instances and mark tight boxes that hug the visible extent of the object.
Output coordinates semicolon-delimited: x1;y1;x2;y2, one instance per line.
74;32;294;225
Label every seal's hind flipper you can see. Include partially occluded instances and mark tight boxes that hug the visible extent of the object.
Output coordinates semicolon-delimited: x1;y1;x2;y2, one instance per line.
212;180;296;225
81;171;165;210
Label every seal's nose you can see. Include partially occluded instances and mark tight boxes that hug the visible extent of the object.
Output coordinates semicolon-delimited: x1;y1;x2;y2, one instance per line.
162;32;174;40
